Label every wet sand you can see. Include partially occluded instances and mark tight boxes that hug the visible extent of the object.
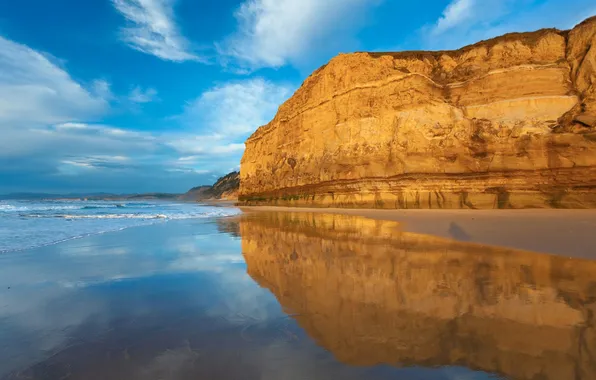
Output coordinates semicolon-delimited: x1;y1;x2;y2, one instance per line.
240;211;596;380
240;206;596;258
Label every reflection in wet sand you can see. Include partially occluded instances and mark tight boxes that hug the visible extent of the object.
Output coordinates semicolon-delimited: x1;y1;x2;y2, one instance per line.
239;212;596;380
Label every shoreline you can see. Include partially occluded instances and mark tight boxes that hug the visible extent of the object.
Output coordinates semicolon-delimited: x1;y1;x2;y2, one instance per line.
199;199;238;207
239;206;596;259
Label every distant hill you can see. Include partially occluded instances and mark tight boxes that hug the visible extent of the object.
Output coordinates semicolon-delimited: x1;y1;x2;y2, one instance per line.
0;192;181;201
0;192;118;200
95;193;181;201
179;171;239;201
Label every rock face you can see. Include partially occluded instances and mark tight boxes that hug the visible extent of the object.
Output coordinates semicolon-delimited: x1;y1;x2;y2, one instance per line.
179;171;240;201
239;17;596;208
238;212;596;379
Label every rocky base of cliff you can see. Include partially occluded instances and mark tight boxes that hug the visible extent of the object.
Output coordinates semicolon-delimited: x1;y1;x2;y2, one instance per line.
239;168;596;209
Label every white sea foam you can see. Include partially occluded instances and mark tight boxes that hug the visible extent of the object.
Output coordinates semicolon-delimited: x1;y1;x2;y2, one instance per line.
1;204;80;212
52;213;169;219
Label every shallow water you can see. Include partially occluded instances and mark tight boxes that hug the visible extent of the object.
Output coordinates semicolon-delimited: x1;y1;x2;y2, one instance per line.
0;199;239;252
1;211;594;379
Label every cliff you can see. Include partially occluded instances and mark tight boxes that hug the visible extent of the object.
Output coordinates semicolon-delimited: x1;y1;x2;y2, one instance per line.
239;16;596;208
179;171;239;201
237;212;596;379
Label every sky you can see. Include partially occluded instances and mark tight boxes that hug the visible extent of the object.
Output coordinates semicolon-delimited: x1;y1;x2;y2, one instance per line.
0;0;594;194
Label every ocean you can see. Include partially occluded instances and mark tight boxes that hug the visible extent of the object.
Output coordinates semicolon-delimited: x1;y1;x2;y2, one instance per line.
0;199;239;253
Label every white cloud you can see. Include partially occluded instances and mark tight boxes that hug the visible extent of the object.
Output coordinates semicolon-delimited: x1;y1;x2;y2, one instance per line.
112;0;200;62
60;155;131;171
0;35;289;193
107;155;129;161
422;0;595;51
166;167;210;174
60;160;96;169
210;143;245;154
433;0;475;35
0;35;245;193
154;78;291;176
167;78;290;161
52;122;154;140
55;122;89;130
182;78;290;136
91;79;114;101
0;36;144;177
0;36;108;125
168;139;246;156
218;0;380;69
420;0;516;50
128;86;159;103
178;156;198;162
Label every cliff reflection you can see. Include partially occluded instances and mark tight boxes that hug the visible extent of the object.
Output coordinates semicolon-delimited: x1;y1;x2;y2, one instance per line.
237;211;596;380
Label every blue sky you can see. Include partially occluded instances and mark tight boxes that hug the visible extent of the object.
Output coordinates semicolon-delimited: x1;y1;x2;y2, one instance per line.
0;0;594;194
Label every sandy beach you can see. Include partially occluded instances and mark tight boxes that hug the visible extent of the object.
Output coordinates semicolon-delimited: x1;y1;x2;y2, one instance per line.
240;206;596;259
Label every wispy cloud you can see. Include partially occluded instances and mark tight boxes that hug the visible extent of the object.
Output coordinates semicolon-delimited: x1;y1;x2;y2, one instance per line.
422;0;515;48
163;78;291;175
128;86;159;103
90;79;114;101
0;36;108;125
60;160;96;170
167;139;246;156
0;122;205;193
422;0;596;51
0;70;286;192
432;0;475;35
0;36;215;194
0;11;294;193
218;0;381;70
0;35;134;188
52;123;153;140
59;155;135;174
112;0;200;62
181;78;291;136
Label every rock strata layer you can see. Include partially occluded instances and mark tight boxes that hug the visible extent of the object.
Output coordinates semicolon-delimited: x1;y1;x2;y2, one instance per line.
239;17;596;208
238;212;596;379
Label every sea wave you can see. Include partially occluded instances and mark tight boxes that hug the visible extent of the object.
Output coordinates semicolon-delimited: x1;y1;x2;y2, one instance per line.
1;202;157;212
81;204;126;210
23;211;236;220
1;204;80;212
54;213;169;219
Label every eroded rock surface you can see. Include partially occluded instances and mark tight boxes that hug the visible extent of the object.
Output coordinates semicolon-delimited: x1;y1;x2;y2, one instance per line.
239;212;596;379
240;17;596;208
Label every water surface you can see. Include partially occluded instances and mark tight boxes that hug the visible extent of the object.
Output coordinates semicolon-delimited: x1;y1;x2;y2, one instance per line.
1;211;595;379
0;199;237;252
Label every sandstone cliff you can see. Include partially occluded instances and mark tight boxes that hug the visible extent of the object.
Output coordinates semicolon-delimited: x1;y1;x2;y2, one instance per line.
239;17;596;208
237;212;596;379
